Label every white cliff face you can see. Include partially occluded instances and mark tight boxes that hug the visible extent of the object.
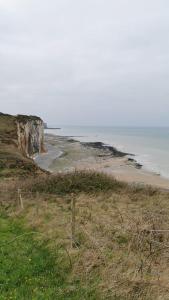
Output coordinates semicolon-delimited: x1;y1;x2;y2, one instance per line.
17;116;45;157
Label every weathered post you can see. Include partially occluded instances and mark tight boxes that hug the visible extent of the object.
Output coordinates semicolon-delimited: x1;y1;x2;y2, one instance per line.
71;194;76;248
18;188;24;209
36;191;39;215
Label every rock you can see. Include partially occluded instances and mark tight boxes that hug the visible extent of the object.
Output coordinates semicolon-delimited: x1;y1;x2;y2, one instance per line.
16;115;45;157
82;141;130;157
127;158;142;169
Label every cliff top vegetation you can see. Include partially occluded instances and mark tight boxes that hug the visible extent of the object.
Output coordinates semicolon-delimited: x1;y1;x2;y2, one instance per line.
16;114;42;124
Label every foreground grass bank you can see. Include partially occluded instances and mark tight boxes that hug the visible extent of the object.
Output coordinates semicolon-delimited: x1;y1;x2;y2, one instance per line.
1;171;169;299
0;215;99;300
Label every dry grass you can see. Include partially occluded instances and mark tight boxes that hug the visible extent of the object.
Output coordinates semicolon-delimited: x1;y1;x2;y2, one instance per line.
1;172;169;299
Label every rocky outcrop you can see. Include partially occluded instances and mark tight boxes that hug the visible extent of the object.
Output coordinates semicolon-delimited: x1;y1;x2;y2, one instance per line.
16;115;45;157
0;113;46;177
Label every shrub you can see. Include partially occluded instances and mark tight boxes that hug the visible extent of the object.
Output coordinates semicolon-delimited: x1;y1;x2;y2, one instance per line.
27;171;126;195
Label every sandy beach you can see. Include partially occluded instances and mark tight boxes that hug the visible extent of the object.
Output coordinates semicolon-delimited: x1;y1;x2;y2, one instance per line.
35;134;169;189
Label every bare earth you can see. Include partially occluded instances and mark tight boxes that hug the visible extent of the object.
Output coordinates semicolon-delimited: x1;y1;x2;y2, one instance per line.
35;134;169;189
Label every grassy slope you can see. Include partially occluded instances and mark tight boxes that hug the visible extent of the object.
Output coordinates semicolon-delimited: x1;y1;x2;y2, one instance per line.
1;172;169;299
0;215;99;300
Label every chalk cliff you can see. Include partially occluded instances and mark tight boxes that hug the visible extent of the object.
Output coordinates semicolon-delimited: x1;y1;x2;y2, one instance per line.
16;115;45;157
0;113;45;177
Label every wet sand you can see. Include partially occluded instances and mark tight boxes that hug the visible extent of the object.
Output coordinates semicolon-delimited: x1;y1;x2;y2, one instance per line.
35;134;169;189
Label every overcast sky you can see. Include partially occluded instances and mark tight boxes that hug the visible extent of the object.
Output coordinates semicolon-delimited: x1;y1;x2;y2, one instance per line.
1;0;169;126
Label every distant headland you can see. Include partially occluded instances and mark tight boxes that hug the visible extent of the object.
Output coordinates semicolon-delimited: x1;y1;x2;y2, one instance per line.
43;122;61;130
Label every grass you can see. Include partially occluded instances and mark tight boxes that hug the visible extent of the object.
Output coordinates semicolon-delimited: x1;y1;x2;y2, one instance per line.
0;151;40;178
0;113;17;138
0;215;100;300
16;115;42;124
1;171;169;299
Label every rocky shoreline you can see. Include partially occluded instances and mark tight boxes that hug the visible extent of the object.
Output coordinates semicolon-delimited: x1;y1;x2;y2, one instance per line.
81;141;129;156
34;134;169;189
81;141;143;169
66;138;142;170
35;134;143;172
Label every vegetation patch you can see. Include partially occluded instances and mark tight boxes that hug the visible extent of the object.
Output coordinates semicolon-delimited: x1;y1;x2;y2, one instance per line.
0;173;169;299
0;216;99;300
26;171;127;195
16;114;42;124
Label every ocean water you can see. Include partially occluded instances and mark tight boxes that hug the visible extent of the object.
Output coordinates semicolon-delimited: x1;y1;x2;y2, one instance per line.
45;126;169;179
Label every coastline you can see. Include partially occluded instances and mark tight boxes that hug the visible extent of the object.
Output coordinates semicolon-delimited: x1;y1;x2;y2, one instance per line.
35;133;169;189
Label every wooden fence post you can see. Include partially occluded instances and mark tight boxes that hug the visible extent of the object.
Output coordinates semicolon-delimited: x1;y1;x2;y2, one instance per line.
18;188;24;209
36;192;39;215
71;194;76;248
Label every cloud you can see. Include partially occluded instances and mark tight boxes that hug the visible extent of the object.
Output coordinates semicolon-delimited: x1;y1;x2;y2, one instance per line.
0;0;169;125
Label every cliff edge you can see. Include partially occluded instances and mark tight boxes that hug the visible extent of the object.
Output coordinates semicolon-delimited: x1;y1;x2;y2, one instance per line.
0;113;45;177
16;114;45;157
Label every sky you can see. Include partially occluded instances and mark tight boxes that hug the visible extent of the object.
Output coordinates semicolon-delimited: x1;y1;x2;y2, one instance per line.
1;0;169;126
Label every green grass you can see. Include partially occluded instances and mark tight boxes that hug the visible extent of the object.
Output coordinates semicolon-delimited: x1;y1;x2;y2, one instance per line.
0;216;99;300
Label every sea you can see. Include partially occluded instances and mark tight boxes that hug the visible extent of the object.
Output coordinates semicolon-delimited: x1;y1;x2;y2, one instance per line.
45;126;169;179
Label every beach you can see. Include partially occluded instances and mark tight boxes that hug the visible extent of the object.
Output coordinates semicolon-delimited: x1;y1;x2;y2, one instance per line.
35;134;169;189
